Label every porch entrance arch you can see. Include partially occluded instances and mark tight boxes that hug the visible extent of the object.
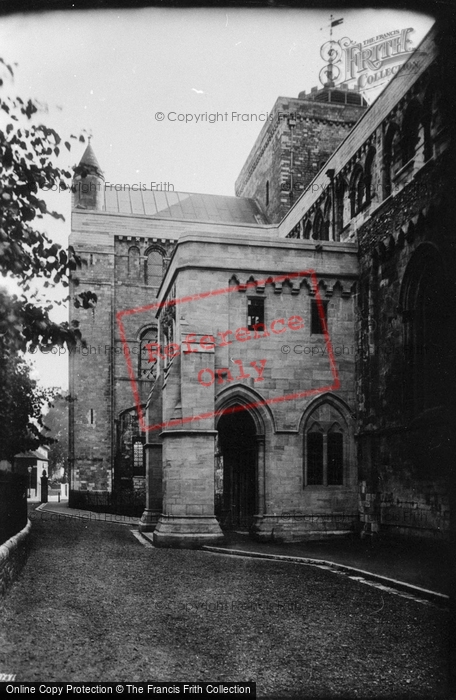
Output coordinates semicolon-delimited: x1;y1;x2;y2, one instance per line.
214;387;271;532
215;408;257;530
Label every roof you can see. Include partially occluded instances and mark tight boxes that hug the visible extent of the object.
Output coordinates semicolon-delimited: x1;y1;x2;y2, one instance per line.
102;188;267;224
14;449;49;461
304;87;368;106
78;142;103;174
298;83;368;106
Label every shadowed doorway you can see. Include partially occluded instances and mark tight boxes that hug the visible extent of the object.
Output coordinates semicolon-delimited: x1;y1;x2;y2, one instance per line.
215;408;257;531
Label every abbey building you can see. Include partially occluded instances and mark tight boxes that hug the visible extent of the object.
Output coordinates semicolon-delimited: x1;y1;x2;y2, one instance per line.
69;23;453;546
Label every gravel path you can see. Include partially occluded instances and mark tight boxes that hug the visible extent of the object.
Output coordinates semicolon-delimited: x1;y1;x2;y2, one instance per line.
0;508;449;697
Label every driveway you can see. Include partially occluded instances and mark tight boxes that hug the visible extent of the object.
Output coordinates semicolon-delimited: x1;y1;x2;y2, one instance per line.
0;506;449;697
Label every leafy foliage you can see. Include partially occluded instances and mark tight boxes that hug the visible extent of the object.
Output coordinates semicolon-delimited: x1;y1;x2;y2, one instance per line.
0;57;97;353
0;57;96;459
0;351;57;463
44;393;69;482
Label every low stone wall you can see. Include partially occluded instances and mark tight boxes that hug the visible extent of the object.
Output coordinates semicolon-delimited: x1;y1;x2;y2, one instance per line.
0;519;31;596
252;513;360;543
358;481;450;540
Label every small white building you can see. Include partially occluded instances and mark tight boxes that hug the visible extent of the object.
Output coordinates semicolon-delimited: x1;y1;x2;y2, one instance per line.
14;446;49;501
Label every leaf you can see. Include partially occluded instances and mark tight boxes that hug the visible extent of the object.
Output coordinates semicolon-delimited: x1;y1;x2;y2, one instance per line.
0;64;97;442
49;211;65;222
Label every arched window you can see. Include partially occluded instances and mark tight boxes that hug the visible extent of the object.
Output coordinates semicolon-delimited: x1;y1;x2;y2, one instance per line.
364;147;376;205
312;209;325;241
401;100;422;166
132;438;145;477
401;246;447;415
306;423;324;485
161;307;176;369
349;164;364;218
303;402;348;487
335;179;346;238
128;246;140;277
422;85;434;162
383;123;401;198
327;424;344;485
265;180;270;206
323;196;332;240
145;249;163;288
303;220;312;240
138;326;158;380
116;408;146;485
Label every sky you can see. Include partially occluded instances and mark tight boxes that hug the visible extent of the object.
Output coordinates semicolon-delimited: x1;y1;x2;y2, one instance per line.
0;6;435;389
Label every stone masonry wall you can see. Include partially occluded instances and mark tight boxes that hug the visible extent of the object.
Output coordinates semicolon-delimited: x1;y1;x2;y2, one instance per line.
69;230;115;493
236;96;366;223
155;234;359;541
69;210;270;499
356;154;453;539
0;520;31;597
69;218;177;495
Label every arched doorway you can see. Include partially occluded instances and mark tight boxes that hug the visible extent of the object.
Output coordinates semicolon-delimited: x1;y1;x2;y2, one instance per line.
215;408;257;531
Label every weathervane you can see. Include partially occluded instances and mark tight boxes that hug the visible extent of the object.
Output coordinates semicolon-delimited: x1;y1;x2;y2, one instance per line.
319;15;344;88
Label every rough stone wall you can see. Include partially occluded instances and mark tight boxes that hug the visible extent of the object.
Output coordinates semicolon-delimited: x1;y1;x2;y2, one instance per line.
0;520;31;597
356;154;453;539
112;236;175;412
69;230;115;493
236;96;366;223
273;27;453;540
69;219;176;496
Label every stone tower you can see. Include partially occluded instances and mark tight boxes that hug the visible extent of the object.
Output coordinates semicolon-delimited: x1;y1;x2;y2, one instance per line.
72;140;105;211
69;143;114;498
235;84;368;223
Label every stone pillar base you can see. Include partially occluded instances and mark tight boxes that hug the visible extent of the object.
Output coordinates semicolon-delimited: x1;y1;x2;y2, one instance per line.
250;515;281;542
138;509;161;533
153;515;224;548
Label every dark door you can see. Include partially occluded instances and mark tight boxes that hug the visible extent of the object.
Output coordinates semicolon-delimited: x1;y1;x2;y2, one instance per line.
217;408;256;530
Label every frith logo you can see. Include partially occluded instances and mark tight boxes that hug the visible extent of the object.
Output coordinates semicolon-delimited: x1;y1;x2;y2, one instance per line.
320;27;416;94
